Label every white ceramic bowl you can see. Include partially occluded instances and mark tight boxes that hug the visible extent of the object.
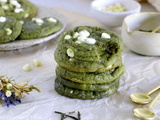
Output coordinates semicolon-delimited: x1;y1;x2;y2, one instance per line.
91;0;141;27
122;12;160;56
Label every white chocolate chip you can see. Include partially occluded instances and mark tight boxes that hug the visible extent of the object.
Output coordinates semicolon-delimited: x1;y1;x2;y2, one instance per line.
79;30;90;37
73;32;79;38
0;16;6;22
70;90;73;94
69;58;75;61
0;0;7;2
75;40;83;44
84;38;96;44
101;33;111;39
10;0;21;8
2;5;9;10
77;35;86;42
64;35;72;39
32;18;44;26
47;17;57;23
33;59;42;67
14;8;24;13
4;28;12;35
76;30;96;44
19;20;24;25
24;13;29;18
67;48;74;57
107;65;112;69
23;64;32;71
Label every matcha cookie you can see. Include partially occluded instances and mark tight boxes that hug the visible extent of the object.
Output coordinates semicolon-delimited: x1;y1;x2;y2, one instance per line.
0;8;5;15
0;16;22;44
56;74;120;91
54;26;124;99
18;17;62;39
54;49;122;72
56;26;123;62
56;65;124;84
0;0;37;19
55;78;119;99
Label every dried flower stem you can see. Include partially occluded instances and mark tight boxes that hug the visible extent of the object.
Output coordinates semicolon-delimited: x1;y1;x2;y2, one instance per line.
55;111;81;120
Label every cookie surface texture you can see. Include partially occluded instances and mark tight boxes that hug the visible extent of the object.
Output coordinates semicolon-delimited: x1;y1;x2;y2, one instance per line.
57;26;123;62
0;16;22;44
0;0;37;19
56;65;125;84
55;78;119;99
18;17;62;39
56;74;120;91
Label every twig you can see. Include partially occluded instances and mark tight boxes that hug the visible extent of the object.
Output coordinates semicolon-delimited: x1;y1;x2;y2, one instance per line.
55;111;81;120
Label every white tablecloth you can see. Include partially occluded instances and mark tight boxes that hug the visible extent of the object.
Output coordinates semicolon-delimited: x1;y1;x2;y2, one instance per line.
0;1;159;120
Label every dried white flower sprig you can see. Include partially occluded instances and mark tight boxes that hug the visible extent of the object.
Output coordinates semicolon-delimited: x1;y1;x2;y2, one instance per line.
0;75;40;107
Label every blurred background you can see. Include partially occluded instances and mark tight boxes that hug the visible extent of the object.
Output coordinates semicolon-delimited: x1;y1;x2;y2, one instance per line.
28;0;157;17
28;0;93;16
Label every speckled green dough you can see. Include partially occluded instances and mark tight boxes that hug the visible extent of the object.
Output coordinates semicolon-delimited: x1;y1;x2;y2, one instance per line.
56;26;123;61
0;8;5;16
56;74;120;91
0;0;37;19
54;49;122;72
55;78;119;99
0;16;22;44
56;65;124;84
18;18;62;39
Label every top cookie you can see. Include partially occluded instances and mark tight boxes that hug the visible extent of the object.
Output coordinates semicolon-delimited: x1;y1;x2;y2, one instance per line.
56;26;123;62
0;0;37;19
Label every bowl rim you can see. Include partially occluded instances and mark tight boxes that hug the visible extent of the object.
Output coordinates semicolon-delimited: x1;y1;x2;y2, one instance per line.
91;0;141;15
123;12;160;34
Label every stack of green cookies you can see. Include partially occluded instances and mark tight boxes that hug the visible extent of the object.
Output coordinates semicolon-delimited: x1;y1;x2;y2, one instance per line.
54;26;125;99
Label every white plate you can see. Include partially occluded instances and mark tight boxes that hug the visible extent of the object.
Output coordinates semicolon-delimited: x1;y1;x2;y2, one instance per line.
0;6;66;50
